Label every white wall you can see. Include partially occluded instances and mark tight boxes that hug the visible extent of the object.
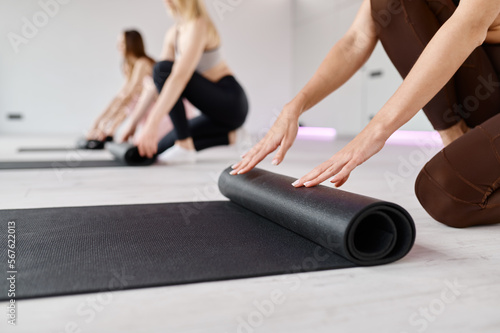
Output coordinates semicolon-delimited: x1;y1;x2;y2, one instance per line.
292;0;433;134
0;0;293;135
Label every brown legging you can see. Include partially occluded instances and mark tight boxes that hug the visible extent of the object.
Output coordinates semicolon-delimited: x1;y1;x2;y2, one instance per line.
371;0;500;227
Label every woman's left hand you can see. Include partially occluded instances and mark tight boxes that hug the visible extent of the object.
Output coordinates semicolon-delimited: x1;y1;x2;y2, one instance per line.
137;124;159;158
292;127;387;188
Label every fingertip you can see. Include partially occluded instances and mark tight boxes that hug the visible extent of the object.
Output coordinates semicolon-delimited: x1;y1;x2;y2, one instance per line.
271;159;280;166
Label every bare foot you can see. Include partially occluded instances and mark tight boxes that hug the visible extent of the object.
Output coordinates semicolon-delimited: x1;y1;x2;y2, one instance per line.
175;138;195;151
438;120;469;147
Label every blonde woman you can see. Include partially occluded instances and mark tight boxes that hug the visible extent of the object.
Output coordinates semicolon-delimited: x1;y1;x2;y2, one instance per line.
137;0;249;164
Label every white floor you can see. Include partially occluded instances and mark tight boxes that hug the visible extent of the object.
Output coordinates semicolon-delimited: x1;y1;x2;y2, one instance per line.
0;134;499;333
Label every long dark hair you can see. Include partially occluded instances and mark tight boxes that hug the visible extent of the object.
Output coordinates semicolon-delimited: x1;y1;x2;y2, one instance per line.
123;30;155;78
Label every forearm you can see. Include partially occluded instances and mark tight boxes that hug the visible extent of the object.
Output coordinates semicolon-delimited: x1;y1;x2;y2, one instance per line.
92;98;122;127
128;83;158;127
144;74;187;128
107;112;128;134
292;33;377;115
370;17;487;139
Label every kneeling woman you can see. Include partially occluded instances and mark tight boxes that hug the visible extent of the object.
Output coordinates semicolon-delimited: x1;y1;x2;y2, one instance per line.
87;30;172;145
232;0;500;228
137;0;249;164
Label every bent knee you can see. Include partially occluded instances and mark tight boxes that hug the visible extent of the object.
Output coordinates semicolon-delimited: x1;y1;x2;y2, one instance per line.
415;169;476;228
153;61;174;91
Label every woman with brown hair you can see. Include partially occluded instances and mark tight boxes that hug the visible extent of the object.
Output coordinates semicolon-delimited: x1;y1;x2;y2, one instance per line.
232;0;500;228
86;30;172;146
136;0;248;164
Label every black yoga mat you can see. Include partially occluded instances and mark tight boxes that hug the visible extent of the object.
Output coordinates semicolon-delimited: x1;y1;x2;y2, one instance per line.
0;143;154;170
18;136;114;152
0;167;415;300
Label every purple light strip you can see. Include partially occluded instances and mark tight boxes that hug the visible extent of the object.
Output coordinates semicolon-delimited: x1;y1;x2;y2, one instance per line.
386;130;443;147
296;127;443;147
297;127;337;141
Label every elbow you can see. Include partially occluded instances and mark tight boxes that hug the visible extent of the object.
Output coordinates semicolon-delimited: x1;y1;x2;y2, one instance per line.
470;24;488;47
341;30;376;63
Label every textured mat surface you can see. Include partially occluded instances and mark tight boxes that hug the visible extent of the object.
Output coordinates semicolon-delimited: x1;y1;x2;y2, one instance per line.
0;168;415;300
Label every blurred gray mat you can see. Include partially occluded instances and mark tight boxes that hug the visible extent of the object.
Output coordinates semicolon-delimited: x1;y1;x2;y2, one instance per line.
0;143;154;170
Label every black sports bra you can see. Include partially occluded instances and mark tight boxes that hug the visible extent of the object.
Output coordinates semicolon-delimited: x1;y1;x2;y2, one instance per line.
453;0;459;6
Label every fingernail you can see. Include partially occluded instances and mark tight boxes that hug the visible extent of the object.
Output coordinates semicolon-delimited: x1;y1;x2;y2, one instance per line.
230;170;237;175
231;164;238;169
292;180;299;187
237;170;244;175
272;159;279;166
304;181;312;187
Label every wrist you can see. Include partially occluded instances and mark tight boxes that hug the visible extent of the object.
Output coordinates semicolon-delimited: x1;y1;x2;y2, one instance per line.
367;117;394;142
285;93;308;118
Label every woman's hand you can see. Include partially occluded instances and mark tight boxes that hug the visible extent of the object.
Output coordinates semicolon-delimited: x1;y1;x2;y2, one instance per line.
137;123;159;158
231;104;301;175
292;126;387;188
119;121;137;143
86;125;107;141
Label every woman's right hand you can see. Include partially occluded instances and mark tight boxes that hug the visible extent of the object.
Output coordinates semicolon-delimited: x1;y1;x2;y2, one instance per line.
231;104;301;175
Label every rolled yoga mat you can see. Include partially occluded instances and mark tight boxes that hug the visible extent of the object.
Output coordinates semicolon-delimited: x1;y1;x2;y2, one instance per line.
17;136;114;152
0;143;154;170
0;167;415;300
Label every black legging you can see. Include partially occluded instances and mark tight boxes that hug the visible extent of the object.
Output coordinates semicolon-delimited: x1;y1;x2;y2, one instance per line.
153;61;249;153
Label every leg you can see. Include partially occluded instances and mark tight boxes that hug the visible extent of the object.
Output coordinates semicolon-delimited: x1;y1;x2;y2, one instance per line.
153;61;248;153
153;61;191;141
371;0;500;134
415;113;500;228
157;115;234;155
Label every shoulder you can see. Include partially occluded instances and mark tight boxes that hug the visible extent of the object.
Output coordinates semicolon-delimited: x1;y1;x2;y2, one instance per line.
185;17;209;34
164;26;177;44
131;58;153;76
135;57;151;69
